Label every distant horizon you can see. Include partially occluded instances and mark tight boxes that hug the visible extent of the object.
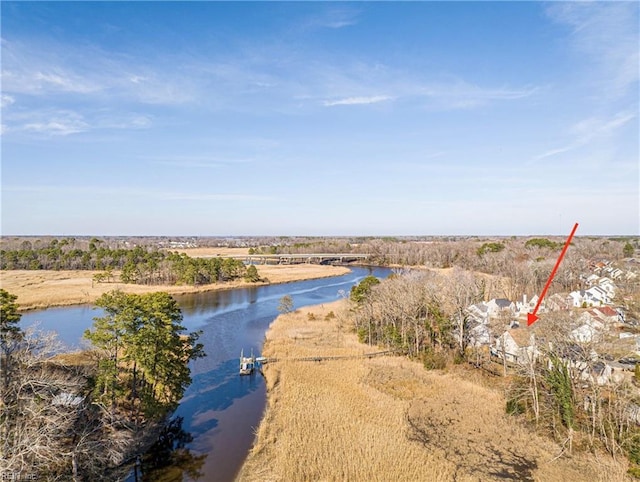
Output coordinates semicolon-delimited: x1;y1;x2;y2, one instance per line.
2;2;638;235
1;231;637;239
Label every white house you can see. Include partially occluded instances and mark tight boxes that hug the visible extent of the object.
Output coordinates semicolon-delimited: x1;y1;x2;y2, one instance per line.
514;294;539;315
486;298;515;317
586;286;610;305
466;302;490;324
469;322;492;347
493;328;537;365
570;317;605;344
585;274;600;286
568;290;588;307
597;277;616;299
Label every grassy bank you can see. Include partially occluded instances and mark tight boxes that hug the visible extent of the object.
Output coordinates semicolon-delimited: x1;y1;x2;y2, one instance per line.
0;264;350;311
238;300;629;482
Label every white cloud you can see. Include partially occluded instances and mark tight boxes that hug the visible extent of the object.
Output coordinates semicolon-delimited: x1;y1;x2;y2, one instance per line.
4;109;153;137
534;111;636;161
419;81;539;110
302;7;360;30
545;2;639;98
323;95;392;107
21;111;89;136
1;94;15;108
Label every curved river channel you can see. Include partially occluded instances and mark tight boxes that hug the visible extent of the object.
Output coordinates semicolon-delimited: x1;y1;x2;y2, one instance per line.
19;266;391;481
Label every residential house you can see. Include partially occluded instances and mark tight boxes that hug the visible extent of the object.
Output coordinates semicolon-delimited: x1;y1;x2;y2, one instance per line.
547;293;570;311
570;313;605;344
592;306;619;324
580;361;620;386
568;290;589;307
585;274;600;286
486;298;515;317
466;302;490;324
596;277;616;299
469;321;492;347
493;327;537;365
586;286;610;305
514;294;539;315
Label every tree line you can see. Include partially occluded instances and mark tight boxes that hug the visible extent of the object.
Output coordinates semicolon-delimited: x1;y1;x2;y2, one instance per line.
0;288;204;480
0;239;251;286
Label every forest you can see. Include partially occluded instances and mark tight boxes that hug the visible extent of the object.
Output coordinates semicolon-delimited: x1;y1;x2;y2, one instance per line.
0;238;249;286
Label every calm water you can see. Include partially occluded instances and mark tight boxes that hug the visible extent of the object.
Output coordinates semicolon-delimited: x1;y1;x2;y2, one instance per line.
19;266;391;481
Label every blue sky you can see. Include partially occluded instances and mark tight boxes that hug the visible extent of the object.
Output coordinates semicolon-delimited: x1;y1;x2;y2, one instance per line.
1;1;638;236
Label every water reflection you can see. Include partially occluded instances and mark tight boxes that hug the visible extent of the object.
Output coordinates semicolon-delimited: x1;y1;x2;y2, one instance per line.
19;267;391;481
134;417;207;482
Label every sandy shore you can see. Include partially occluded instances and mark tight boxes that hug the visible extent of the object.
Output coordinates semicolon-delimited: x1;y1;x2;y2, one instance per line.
0;264;350;311
238;300;628;482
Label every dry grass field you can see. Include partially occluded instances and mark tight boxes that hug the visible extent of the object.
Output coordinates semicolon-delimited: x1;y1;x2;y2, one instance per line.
0;265;350;311
168;246;251;257
238;300;630;482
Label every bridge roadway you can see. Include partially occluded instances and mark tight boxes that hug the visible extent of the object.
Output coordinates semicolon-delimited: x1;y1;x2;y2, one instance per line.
200;253;370;265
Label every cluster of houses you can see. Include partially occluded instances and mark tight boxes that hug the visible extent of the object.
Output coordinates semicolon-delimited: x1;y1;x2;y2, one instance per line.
465;259;638;386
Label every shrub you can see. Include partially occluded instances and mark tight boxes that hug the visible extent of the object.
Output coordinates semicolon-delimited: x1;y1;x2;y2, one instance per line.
422;349;448;370
506;398;526;416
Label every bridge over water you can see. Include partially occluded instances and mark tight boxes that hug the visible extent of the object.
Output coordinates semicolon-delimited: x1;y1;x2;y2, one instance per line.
201;253;370;265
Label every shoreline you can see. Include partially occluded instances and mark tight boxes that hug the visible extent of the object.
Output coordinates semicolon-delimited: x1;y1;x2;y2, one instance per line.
0;264;351;311
238;300;628;481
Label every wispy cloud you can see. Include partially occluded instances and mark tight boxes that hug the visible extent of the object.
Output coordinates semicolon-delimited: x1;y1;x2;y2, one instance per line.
21;111;89;136
1;38;195;105
533;111;636;161
4;108;152;137
419;81;539;110
545;2;639;99
301;7;360;30
323;95;392;107
1;94;15;108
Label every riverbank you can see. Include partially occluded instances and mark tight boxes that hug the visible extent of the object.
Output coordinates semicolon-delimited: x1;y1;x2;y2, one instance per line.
0;264;350;311
238;300;629;481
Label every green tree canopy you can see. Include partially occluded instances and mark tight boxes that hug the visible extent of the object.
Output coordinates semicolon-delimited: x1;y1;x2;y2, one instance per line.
350;275;381;303
244;264;261;282
623;242;634;258
0;289;22;346
84;290;205;420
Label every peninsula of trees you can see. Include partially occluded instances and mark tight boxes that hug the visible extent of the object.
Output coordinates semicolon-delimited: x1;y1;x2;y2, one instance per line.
0;288;204;480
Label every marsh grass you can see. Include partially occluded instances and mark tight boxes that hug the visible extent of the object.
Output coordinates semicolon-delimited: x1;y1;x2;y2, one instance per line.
239;300;630;482
0;265;349;310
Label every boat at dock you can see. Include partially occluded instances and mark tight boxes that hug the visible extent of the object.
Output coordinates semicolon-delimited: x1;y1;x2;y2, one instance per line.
239;349;255;375
239;349;268;375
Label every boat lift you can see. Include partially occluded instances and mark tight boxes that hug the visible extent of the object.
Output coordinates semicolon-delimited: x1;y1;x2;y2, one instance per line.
239;349;267;375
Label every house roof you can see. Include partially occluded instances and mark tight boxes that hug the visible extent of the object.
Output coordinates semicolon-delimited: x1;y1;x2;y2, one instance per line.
508;327;534;347
469;303;488;313
595;306;617;318
494;298;513;309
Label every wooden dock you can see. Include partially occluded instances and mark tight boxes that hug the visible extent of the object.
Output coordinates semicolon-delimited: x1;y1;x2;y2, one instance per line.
239;349;399;375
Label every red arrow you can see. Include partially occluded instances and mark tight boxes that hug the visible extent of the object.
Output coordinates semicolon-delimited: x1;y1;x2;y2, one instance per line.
527;222;579;326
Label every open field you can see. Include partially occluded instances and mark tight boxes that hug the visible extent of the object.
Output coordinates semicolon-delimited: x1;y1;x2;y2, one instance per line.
0;264;350;311
238;300;630;482
168;246;251;257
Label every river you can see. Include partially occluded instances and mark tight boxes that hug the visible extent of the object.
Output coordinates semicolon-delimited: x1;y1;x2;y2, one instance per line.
19;266;391;481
